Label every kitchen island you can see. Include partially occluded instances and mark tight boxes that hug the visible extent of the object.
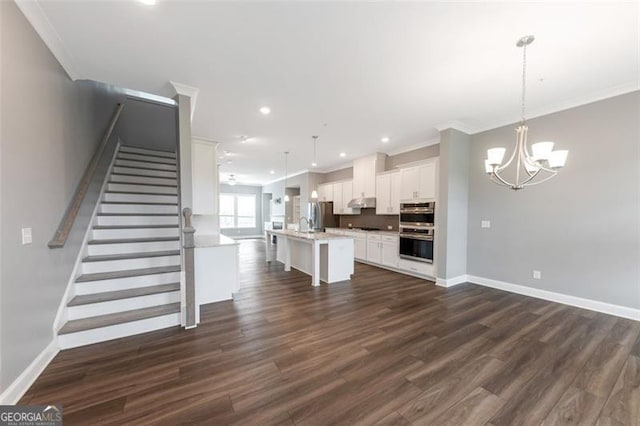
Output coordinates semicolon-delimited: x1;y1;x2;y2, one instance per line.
265;230;354;286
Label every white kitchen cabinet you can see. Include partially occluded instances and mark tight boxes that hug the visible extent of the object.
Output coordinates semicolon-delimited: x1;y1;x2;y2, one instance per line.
381;239;399;268
192;140;218;214
332;182;342;215
353;153;386;199
399;159;438;201
376;170;401;215
365;234;382;264
317;183;333;202
349;232;366;261
332;180;359;215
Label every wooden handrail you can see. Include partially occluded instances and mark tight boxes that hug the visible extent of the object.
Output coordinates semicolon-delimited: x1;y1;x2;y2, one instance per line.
182;208;197;328
48;103;124;248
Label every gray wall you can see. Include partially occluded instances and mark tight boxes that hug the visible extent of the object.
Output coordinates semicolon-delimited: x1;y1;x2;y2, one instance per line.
219;184;263;237
119;97;178;153
263;172;316;222
437;129;470;280
1;1;124;390
467;91;640;309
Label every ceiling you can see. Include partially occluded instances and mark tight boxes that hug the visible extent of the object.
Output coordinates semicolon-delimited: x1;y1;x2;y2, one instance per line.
23;1;639;185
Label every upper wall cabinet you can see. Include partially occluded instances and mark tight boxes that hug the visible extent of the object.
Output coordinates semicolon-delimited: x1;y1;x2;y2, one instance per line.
192;140;218;214
332;180;359;215
352;153;387;199
317;183;333;202
399;159;438;201
376;170;401;215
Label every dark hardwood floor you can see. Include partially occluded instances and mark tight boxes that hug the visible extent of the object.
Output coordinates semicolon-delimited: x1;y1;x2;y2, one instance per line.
22;239;640;425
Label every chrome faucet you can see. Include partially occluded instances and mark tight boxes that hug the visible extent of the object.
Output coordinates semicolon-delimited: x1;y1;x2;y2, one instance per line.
299;217;313;232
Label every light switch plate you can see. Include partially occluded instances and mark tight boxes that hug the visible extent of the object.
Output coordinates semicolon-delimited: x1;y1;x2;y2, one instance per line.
22;227;32;245
533;270;541;279
481;220;491;228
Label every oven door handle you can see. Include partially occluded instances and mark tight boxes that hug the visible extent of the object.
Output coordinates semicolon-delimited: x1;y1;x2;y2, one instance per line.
400;234;434;241
400;209;434;214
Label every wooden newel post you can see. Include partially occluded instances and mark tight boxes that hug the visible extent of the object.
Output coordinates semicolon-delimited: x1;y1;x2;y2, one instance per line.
182;208;196;328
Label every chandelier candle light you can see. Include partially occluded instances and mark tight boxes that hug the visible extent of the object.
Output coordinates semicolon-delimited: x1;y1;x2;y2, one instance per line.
485;35;568;190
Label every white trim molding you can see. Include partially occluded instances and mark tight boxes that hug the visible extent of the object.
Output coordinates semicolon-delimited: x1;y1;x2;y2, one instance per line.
434;120;474;134
0;339;59;405
436;275;469;288
169;81;199;121
467;275;640;321
385;138;440;156
15;0;79;80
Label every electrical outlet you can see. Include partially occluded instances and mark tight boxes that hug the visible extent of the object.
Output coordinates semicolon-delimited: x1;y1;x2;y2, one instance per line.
533;270;541;279
387;225;393;230
481;220;491;228
21;227;32;245
348;223;352;228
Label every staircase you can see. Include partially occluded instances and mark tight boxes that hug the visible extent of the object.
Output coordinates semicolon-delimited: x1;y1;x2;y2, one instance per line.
58;145;183;349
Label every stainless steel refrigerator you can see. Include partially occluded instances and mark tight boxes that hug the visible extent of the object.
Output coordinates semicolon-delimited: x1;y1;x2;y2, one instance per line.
308;202;338;231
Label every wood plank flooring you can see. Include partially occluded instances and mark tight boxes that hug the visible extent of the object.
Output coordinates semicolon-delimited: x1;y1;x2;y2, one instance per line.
21;239;640;425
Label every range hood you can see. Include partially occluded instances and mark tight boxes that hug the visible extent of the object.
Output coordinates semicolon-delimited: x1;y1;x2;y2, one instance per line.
347;197;376;209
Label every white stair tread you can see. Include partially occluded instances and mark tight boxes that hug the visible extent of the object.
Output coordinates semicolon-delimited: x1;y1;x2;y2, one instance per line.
67;283;180;306
97;213;177;217
88;237;180;245
109;180;177;188
101;201;178;206
75;265;181;282
83;250;180;262
59;303;181;334
93;224;179;230
119;146;177;158
105;190;178;196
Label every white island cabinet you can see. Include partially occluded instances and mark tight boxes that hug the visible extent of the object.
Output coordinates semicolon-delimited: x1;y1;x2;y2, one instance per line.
265;230;354;286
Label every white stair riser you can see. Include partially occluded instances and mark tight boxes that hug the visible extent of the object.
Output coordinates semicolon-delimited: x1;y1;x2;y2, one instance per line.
118;152;177;165
103;193;178;204
115;159;176;171
100;203;178;214
107;183;178;195
67;291;181;320
74;271;181;294
58;313;181;349
81;255;180;274
87;240;180;256
92;227;179;240
119;146;176;159
96;215;179;227
112;166;176;179
110;174;177;186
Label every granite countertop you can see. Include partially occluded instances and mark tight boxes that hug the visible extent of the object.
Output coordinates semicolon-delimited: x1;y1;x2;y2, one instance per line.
267;229;354;241
326;227;399;235
194;234;240;248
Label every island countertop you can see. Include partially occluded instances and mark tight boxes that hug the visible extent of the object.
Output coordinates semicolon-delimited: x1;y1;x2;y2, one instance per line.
266;229;353;241
194;234;239;248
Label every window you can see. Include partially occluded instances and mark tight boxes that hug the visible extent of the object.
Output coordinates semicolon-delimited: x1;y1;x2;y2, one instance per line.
220;194;256;229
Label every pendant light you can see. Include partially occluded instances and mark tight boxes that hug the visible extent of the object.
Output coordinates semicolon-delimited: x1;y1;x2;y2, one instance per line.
283;151;290;202
228;174;237;186
485;35;568;190
310;135;319;199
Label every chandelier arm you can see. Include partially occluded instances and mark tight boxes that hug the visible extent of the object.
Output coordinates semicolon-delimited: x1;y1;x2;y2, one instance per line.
494;127;522;174
516;168;542;187
491;169;516;188
521;170;559;186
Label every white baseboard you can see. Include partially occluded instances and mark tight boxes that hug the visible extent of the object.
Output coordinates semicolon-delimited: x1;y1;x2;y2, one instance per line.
0;339;59;405
467;275;640;321
436;275;468;288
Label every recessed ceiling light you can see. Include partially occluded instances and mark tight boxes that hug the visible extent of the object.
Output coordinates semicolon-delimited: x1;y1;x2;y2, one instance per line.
311;162;317;167
339;152;346;158
138;0;157;5
259;106;271;115
381;137;390;143
226;160;233;164
241;136;251;144
270;170;275;174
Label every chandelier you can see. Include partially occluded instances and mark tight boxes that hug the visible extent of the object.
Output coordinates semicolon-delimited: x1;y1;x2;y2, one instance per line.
485;35;568;190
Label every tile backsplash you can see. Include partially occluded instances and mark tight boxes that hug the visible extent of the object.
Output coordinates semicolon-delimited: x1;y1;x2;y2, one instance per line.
338;208;399;231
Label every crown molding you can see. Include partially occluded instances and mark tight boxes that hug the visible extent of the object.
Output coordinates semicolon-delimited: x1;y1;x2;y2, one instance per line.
470;81;640;135
385;138;440;156
192;136;220;146
169;81;199;121
262;169;310;186
434;120;475;134
15;0;79;80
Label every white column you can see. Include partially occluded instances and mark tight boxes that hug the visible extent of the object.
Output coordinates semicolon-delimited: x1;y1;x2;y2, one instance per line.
311;240;320;286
